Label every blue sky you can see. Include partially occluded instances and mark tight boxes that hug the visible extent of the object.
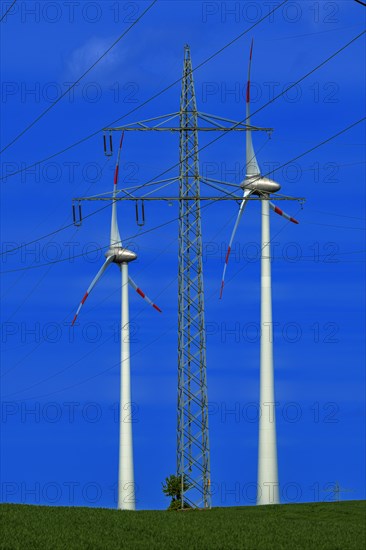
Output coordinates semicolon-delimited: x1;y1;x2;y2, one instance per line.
1;0;365;509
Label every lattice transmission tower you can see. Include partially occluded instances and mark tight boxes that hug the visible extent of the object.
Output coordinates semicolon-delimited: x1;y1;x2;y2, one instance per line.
177;45;210;509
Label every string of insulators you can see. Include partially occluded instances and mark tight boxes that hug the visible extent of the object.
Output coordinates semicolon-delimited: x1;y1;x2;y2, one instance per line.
103;131;113;157
135;199;145;227
72;201;82;227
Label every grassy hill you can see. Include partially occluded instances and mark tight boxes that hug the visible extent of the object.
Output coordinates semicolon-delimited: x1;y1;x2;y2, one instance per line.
0;500;365;549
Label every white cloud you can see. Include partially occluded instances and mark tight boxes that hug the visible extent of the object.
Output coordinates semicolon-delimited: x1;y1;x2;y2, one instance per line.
66;35;123;82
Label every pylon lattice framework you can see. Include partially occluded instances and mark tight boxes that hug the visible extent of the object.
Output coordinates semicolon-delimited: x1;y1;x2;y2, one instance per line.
177;45;210;509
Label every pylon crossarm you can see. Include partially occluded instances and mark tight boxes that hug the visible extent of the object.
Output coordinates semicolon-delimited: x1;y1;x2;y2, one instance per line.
103;110;272;133
103;112;180;131
198;111;272;133
73;195;305;202
199;110;270;129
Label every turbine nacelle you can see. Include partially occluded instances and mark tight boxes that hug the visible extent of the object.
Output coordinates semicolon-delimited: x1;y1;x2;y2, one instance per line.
241;175;281;194
105;247;137;264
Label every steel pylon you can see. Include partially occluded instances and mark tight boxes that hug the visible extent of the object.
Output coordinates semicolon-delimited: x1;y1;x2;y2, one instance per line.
177;44;211;509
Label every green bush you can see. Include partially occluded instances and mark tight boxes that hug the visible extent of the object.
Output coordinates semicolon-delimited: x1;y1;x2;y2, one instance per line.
162;474;191;510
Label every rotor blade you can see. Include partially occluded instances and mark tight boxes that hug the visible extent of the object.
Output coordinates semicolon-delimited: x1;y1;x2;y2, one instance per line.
246;39;260;178
128;276;162;313
110;132;124;247
71;256;115;325
269;201;299;224
220;189;252;299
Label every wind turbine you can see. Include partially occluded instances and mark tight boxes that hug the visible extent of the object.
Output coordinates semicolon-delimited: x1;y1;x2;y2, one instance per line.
220;40;299;505
71;132;162;511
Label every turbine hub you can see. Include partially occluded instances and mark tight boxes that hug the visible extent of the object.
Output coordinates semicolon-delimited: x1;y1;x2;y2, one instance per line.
105;247;137;264
241;175;281;194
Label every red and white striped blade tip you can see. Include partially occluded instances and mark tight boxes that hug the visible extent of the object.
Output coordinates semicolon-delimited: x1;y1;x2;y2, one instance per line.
219;243;232;299
134;284;162;313
71;291;89;326
273;205;299;224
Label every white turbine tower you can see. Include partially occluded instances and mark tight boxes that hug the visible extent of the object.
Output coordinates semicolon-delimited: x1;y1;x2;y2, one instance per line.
71;132;162;510
220;41;299;505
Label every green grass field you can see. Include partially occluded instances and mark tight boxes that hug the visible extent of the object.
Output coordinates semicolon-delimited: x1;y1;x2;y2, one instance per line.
1;501;365;549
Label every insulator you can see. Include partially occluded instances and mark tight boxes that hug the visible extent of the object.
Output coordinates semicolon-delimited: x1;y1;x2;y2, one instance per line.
103;132;113;157
72;201;82;226
135;200;145;227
